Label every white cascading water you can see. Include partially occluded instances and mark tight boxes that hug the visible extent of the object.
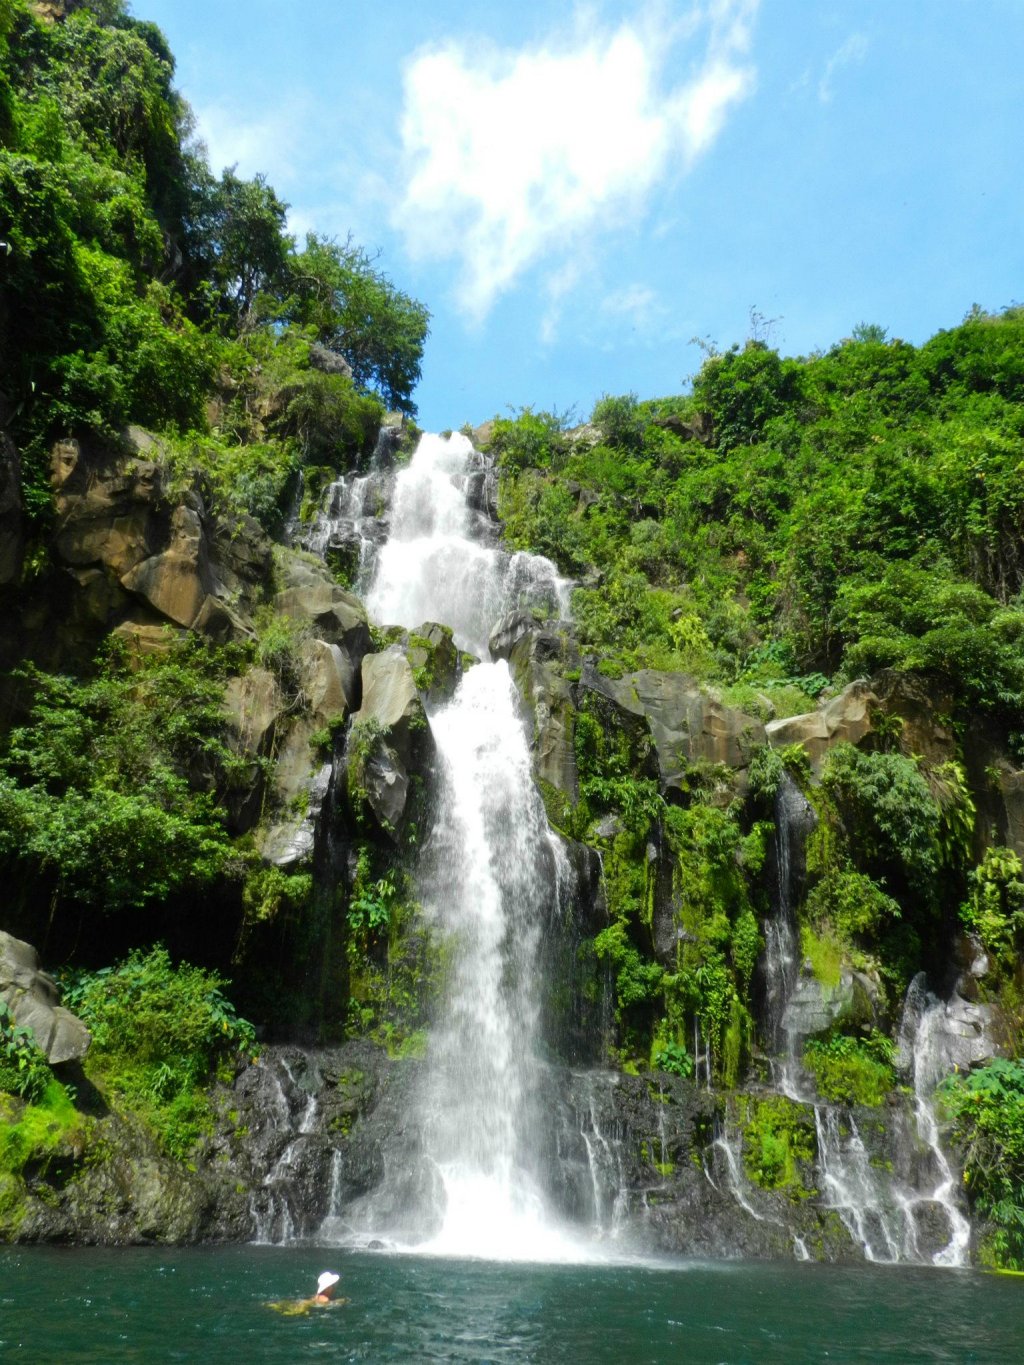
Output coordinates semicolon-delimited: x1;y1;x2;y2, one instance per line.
896;977;973;1266
366;432;564;658
361;432;587;1258
759;785;972;1266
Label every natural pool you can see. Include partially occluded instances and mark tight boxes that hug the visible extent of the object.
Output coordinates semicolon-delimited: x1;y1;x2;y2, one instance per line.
2;1246;1021;1363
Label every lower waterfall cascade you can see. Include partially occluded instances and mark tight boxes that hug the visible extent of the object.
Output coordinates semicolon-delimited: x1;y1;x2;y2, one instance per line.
240;429;989;1268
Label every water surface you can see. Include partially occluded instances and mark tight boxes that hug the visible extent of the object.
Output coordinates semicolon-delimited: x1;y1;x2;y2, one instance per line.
2;1247;1020;1363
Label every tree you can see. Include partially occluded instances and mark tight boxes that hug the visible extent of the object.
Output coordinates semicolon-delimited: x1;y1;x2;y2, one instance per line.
286;233;430;413
207;168;290;320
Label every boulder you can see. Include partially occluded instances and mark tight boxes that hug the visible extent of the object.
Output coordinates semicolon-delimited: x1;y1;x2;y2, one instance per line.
308;344;353;379
399;622;461;707
39;434;271;656
470;420;495;450
357;742;410;833
0;932;90;1064
110;618;180;660
353;647;428;768
274;553;372;702
782;966;876;1039
766;680;878;772
962;720;1024;860
224;667;281;757
260;758;333;869
871;670;956;765
120;504;211;627
54;447;164;580
304;640;352;721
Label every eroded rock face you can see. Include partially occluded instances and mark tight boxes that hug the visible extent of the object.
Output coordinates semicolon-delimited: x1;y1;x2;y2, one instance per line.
347;646;434;837
580;663;766;796
0;932;90;1064
491;612;580;798
274;554;372;708
3;433;273;673
766;680;877;772
121;503;211;627
782;967;877;1040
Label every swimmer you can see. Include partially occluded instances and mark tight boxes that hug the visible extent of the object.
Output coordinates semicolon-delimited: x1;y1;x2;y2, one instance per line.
311;1271;340;1304
266;1270;346;1315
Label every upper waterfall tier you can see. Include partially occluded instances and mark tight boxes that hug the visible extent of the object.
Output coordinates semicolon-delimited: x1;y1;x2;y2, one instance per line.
365;432;570;657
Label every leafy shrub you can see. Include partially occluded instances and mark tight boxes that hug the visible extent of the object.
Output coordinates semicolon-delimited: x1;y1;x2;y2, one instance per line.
650;1035;693;1078
959;847;1024;964
489;408;565;471
284;371;383;467
805;869;902;942
63;947;255;1158
820;744;940;896
0;1002;52;1103
940;1058;1024;1269
802;1032;895;1107
0;640;243;922
347;847;397;944
593;922;664;1010
242;865;313;926
738;1093;815;1192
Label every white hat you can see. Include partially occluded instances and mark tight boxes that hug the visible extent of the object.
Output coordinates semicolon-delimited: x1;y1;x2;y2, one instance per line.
317;1271;340;1294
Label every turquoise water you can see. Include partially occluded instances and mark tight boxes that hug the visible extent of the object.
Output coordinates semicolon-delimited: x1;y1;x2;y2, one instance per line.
2;1247;1021;1363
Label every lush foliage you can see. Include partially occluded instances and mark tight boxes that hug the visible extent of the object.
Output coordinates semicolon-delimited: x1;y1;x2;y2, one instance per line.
0;636;246;922
941;1058;1024;1269
0;0;428;522
737;1093;815;1192
0;1000;52;1102
493;311;1024;717
802;1031;896;1107
63;945;255;1157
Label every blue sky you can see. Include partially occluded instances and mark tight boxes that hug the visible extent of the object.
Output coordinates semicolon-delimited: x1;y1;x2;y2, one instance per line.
140;0;1022;430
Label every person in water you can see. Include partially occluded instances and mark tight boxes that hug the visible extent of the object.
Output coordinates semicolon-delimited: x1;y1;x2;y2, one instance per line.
267;1270;343;1315
311;1271;340;1304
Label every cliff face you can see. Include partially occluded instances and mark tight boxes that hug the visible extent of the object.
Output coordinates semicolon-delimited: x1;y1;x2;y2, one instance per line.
0;426;1016;1267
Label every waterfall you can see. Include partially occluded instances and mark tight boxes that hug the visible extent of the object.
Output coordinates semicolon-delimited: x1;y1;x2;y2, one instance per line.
356;432;586;1258
895;975;973;1267
758;783;971;1266
414;661;577;1257
365;432;567;657
762;775;808;1099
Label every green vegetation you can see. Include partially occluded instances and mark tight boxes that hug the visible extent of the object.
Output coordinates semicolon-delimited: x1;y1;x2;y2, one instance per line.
344;843;442;1055
0;1079;84;1233
737;1093;815;1193
0;1000;52;1101
62;945;255;1158
0;636;245;929
802;1032;896;1108
493;310;1024;715
941;1058;1024;1269
0;0;428;529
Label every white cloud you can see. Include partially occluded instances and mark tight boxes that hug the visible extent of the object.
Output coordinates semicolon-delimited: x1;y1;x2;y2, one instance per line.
818;34;868;104
601;283;665;330
192;100;307;191
393;1;760;323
